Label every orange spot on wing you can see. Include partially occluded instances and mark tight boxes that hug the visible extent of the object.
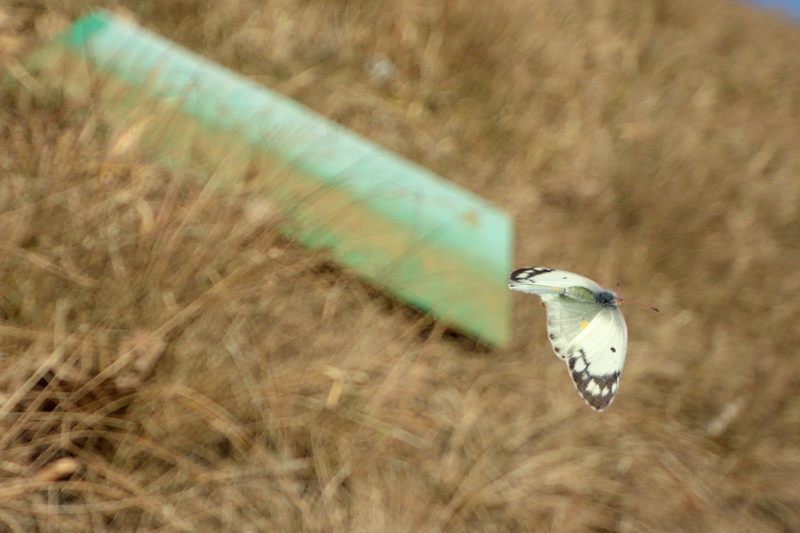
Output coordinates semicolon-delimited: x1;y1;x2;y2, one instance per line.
579;320;589;330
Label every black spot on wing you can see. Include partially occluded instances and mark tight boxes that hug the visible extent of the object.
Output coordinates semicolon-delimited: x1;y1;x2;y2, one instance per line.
566;349;621;411
509;267;553;282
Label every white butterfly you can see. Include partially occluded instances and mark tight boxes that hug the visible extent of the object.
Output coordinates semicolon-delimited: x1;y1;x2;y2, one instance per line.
508;267;628;411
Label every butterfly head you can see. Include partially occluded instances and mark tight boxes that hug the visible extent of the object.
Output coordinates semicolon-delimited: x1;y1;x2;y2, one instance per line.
595;290;618;307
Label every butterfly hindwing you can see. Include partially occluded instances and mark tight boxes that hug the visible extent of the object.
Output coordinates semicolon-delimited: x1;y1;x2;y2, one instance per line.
540;296;602;360
565;307;627;411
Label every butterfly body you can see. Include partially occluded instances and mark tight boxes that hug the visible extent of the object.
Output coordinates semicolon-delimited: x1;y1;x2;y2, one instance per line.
509;267;627;411
562;286;603;303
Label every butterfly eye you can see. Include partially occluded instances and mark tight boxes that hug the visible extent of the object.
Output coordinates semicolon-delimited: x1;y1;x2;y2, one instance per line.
595;292;616;306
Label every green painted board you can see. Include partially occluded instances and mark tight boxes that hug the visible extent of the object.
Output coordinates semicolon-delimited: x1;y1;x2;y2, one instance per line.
33;10;512;346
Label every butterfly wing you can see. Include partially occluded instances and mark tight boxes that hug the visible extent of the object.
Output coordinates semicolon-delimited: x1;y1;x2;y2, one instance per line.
540;297;602;360
508;267;604;296
565;306;628;411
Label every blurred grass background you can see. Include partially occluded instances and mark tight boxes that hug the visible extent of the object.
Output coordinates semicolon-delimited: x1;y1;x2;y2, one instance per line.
1;0;799;531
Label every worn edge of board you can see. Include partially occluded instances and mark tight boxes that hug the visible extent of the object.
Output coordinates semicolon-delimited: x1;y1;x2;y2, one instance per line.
29;10;512;346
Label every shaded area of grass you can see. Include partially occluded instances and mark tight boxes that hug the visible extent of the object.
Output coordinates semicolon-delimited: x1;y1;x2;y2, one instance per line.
1;0;800;530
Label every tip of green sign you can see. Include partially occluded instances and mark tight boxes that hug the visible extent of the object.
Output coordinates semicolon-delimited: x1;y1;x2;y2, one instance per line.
57;10;111;48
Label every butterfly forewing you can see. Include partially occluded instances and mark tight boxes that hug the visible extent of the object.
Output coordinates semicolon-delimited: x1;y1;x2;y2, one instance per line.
509;267;604;295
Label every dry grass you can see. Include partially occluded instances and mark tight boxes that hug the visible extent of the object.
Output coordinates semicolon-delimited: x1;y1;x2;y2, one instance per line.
2;0;800;531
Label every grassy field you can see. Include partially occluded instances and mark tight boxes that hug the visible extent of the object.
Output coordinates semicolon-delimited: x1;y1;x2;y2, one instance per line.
2;0;800;531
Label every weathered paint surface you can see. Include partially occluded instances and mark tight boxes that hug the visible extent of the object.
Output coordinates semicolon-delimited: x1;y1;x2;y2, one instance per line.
32;10;513;345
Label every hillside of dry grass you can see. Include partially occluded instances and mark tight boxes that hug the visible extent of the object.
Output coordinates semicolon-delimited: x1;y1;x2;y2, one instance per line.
2;0;800;531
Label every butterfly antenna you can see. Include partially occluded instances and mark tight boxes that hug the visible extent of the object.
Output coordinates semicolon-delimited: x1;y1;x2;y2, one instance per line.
618;298;660;313
615;282;659;312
